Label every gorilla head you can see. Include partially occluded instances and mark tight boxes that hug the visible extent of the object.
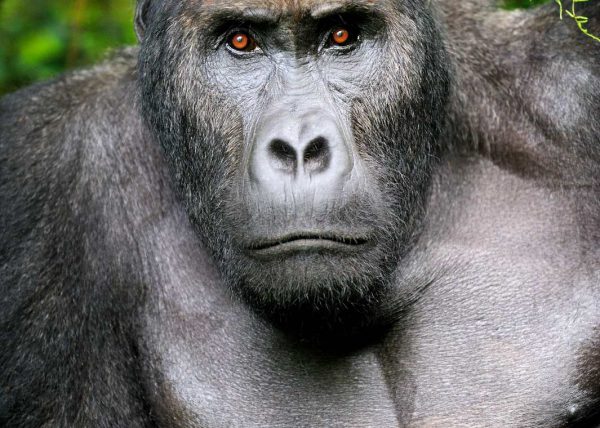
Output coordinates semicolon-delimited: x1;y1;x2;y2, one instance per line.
137;0;450;337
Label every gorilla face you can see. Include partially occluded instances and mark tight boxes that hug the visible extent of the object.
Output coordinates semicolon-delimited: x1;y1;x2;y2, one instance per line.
139;0;450;336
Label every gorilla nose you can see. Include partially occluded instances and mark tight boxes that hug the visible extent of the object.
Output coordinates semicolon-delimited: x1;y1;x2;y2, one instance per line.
268;136;330;176
251;112;352;192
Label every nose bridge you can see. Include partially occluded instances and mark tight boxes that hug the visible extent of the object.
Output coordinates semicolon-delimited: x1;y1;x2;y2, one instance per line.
265;66;335;150
281;60;320;99
273;89;323;131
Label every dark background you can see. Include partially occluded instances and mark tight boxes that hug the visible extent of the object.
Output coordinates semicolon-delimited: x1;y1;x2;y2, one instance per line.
0;0;550;96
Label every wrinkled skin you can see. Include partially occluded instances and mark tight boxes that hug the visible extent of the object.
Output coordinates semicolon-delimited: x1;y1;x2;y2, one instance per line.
0;0;599;426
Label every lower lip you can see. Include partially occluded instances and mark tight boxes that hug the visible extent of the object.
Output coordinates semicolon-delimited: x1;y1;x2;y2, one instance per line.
246;239;368;259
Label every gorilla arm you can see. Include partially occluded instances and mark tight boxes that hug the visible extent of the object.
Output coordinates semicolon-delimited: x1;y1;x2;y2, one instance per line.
0;51;155;427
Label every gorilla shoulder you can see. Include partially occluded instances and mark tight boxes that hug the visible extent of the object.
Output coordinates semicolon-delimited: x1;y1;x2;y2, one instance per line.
0;48;139;154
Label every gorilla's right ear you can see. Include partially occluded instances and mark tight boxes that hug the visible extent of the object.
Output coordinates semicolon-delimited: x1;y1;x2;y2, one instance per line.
135;0;156;42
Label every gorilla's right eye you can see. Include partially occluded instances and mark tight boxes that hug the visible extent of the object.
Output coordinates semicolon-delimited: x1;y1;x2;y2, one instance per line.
227;32;258;53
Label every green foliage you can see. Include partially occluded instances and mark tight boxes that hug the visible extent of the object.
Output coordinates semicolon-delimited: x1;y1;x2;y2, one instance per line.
503;0;553;9
0;0;136;95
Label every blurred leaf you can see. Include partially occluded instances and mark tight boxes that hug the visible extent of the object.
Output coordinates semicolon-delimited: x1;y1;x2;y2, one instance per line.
19;29;64;67
0;0;136;95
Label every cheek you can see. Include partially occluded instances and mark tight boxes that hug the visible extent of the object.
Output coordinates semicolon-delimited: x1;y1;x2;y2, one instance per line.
203;51;275;122
317;42;383;98
320;43;424;146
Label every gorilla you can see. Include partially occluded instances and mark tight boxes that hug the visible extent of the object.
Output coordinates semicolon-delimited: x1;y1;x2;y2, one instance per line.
0;0;599;425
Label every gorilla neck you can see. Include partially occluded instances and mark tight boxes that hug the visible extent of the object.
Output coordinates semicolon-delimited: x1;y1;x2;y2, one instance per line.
235;274;401;348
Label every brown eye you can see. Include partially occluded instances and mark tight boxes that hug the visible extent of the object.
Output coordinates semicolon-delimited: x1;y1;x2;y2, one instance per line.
331;28;351;46
228;32;257;52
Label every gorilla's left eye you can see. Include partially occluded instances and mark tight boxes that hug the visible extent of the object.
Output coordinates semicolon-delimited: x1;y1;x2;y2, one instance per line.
328;27;358;48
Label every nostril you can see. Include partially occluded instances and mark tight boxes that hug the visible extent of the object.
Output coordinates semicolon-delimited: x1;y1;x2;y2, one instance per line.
268;139;297;173
303;137;330;174
303;137;327;162
270;139;296;161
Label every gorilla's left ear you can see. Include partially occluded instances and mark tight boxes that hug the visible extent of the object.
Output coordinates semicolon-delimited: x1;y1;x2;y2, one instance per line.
135;0;156;42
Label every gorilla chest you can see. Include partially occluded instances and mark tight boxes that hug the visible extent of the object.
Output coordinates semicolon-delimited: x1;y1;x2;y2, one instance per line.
145;318;401;426
145;280;599;428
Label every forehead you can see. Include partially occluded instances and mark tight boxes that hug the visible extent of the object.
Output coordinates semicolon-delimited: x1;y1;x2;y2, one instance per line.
186;0;382;19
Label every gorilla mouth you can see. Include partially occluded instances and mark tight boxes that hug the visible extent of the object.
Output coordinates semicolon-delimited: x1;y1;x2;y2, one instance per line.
246;232;370;257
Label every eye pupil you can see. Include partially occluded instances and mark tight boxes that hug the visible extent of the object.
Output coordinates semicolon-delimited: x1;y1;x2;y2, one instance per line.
332;28;350;45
